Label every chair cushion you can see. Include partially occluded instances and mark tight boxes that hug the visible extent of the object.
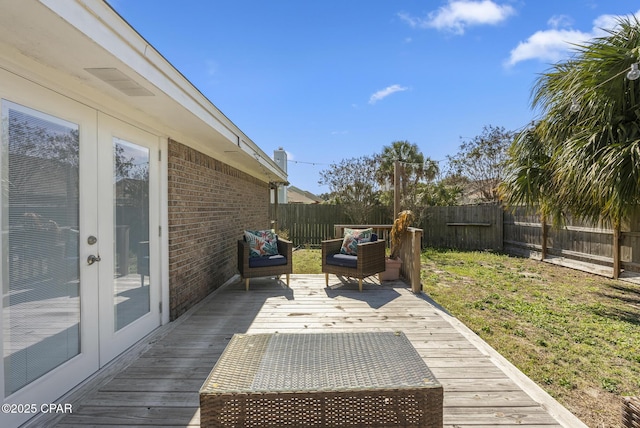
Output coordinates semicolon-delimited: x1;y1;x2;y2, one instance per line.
248;254;287;268
326;253;358;268
339;228;373;255
244;230;279;258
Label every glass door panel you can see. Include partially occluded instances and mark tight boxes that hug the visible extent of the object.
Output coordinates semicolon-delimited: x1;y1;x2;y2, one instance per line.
113;138;150;331
1;101;80;395
97;113;159;365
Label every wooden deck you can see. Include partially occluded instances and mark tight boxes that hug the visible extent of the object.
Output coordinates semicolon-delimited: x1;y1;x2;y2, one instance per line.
41;274;585;428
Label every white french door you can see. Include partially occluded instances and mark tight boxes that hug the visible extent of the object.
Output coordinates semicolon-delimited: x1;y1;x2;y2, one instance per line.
96;113;160;363
0;70;160;427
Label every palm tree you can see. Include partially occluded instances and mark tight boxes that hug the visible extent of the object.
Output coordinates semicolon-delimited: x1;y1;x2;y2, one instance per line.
518;15;640;277
376;140;438;216
499;122;560;258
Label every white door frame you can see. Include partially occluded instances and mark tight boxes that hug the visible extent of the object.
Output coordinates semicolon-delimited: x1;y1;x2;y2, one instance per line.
0;67;168;428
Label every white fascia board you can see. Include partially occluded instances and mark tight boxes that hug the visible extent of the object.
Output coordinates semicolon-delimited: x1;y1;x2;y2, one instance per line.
39;0;286;182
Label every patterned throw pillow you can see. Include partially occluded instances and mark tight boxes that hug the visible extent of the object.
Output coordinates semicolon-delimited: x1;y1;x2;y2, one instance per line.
244;230;279;258
339;228;373;255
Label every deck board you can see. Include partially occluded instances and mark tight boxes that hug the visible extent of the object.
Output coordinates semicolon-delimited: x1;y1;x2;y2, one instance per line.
45;274;585;427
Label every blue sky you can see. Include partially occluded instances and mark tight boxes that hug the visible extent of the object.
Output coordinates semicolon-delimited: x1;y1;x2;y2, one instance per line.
108;0;640;195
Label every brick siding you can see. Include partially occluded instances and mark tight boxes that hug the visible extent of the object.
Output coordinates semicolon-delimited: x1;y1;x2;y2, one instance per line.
167;139;270;320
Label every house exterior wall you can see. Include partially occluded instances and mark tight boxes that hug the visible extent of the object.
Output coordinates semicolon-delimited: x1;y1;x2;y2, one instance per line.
167;139;270;320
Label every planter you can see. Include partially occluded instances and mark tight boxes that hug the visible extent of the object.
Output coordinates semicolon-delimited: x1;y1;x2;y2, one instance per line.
380;257;402;281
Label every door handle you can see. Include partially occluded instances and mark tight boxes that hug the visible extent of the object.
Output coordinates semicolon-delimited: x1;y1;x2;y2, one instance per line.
87;254;101;265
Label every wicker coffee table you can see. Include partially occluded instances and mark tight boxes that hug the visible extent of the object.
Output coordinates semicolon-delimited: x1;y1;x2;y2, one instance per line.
199;331;443;428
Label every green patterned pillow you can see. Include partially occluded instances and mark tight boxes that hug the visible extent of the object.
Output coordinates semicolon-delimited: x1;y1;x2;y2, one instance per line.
244;230;279;258
339;228;373;255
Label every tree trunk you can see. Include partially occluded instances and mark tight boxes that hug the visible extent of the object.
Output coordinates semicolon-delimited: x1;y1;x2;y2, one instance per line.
613;221;620;279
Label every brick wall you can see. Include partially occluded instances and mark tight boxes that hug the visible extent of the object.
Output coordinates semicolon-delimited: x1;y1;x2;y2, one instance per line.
167;139;270;320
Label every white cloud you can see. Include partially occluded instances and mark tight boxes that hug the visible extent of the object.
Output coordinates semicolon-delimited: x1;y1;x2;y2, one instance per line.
506;10;640;67
369;84;408;104
547;14;573;29
592;14;628;36
506;28;589;66
398;12;424;29
399;1;515;35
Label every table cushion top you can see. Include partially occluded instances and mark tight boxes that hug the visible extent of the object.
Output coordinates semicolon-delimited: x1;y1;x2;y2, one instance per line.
201;331;440;394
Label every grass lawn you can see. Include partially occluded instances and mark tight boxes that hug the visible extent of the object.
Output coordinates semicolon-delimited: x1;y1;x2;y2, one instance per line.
421;248;640;428
292;247;640;427
292;247;323;274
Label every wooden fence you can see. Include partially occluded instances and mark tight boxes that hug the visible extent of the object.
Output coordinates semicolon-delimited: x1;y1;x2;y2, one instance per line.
503;207;616;265
272;203;640;277
421;205;503;251
503;207;640;277
272;204;391;246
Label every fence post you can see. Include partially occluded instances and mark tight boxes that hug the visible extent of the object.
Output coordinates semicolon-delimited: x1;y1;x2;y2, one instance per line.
541;216;548;260
411;228;422;293
496;204;504;251
397;227;423;293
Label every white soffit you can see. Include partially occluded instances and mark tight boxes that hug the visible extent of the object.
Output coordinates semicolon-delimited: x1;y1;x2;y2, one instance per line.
85;67;154;97
0;0;286;184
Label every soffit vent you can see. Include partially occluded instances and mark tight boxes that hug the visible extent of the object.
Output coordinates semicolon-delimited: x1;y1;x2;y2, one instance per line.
85;67;154;97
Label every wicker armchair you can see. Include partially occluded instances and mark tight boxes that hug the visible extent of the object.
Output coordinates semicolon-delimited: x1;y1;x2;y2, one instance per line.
238;237;293;291
321;236;386;292
623;396;640;428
